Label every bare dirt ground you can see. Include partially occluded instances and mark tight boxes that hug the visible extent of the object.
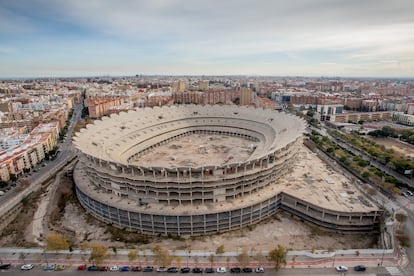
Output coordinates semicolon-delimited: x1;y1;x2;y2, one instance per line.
0;177;377;251
368;137;414;159
0;154;378;252
133;134;258;167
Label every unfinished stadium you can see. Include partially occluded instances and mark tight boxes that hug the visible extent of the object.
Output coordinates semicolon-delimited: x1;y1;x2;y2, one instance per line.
73;105;382;235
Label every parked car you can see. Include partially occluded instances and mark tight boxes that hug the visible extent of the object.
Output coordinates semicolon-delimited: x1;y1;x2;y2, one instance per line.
167;267;178;273
157;267;168;272
255;267;264;273
55;265;65;271
404;191;414;196
0;264;11;270
43;264;55;271
120;266;130;272
143;266;154;272
335;266;348;272
131;266;142;271
109;265;120;271
354;265;366;272
181;267;191;273
242;268;253;273
21;264;34;270
192;268;203;273
230;267;241;273
98;266;109;271
205;268;214;273
88;265;98;271
77;265;87;271
217;267;227;273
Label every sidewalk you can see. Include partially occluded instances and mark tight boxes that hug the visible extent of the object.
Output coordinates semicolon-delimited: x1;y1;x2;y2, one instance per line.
0;248;404;269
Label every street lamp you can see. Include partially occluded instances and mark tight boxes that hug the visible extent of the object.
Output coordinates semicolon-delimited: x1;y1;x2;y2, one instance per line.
380;248;385;266
380;226;387;266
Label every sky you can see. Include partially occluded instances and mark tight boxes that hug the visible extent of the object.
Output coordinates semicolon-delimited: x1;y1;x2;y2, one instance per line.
1;0;414;78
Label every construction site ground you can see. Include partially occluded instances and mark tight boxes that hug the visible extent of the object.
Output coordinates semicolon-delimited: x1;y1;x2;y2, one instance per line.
0;165;379;253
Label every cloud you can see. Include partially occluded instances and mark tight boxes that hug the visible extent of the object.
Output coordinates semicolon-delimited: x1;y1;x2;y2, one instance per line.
1;0;414;77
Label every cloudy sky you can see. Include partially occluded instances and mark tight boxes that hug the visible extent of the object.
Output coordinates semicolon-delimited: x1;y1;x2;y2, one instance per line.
1;0;414;78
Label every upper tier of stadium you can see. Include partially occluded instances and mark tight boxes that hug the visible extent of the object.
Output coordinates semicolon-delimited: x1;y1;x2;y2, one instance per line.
73;105;306;169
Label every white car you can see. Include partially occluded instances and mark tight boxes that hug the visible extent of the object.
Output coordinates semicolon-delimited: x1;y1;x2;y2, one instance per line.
21;264;34;270
217;267;226;273
335;265;348;272
255;267;264;273
404;191;414;196
109;265;119;271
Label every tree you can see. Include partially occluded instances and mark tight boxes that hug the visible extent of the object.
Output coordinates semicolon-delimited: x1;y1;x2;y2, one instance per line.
128;249;138;265
10;174;17;182
89;243;109;266
153;244;172;267
185;245;191;267
46;233;69;252
176;256;182;268
19;253;26;264
237;248;250;267
208;254;215;268
112;246;118;260
79;242;89;264
255;251;264;266
216;245;225;255
306;110;315;118
268;244;287;271
45;233;69;265
396;213;407;223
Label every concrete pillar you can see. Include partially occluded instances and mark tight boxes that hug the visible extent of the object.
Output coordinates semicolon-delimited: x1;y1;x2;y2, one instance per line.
151;214;155;235
176;216;181;236
164;216;167;236
139;213;143;234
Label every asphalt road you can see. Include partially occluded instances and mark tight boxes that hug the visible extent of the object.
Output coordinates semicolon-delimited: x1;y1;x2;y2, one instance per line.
396;195;414;273
0;102;82;205
0;266;391;276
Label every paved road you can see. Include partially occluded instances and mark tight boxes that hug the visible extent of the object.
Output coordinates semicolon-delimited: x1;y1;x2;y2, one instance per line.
0;102;82;218
312;124;414;275
0;266;393;276
396;196;414;274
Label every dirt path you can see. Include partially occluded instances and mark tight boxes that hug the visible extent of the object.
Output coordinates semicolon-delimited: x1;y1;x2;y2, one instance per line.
28;191;50;245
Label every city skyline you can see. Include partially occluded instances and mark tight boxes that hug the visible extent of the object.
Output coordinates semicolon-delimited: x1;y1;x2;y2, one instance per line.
1;0;414;78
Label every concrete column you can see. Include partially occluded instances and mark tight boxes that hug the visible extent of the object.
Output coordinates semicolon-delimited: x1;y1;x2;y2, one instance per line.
151;214;155;235
164;216;167;236
117;208;121;226
217;213;219;232
139;213;143;234
127;211;132;230
177;216;180;236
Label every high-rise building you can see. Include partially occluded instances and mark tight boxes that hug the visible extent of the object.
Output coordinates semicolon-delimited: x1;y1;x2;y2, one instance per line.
198;80;209;91
240;87;254;105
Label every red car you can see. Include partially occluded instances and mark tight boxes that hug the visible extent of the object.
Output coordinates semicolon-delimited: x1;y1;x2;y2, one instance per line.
99;266;108;271
132;266;142;271
77;265;87;271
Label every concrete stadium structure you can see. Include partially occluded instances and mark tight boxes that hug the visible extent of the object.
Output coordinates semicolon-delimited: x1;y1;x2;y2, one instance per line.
73;105;382;235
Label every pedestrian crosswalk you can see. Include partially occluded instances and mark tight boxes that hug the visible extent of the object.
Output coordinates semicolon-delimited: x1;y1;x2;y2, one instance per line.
385;266;404;275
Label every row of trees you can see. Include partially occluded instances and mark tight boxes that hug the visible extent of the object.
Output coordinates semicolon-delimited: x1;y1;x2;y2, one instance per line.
308;131;404;195
331;129;414;176
43;233;287;270
369;125;414;147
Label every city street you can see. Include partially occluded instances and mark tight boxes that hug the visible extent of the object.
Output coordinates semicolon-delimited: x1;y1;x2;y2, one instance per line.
0;265;393;276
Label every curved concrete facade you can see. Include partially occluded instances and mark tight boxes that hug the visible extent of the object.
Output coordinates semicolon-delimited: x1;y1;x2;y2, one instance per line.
73;105;381;235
